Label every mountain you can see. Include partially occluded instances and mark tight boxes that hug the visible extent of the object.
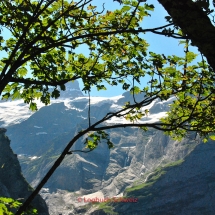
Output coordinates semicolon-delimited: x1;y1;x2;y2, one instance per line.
58;81;84;98
0;128;49;215
90;138;215;215
0;81;84;128
1;81;215;214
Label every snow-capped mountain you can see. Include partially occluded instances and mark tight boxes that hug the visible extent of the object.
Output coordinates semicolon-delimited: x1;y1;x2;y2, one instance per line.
0;81;180;212
0;81;84;127
0;80;173;158
1;80;215;215
0;81;170;128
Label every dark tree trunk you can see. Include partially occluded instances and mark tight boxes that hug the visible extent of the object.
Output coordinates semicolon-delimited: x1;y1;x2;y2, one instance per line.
157;0;215;70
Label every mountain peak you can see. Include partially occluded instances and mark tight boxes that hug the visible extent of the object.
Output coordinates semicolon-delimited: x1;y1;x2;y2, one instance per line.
58;80;84;98
0;128;6;134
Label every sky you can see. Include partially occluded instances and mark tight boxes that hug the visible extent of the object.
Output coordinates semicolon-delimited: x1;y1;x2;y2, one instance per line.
0;0;200;98
78;0;200;96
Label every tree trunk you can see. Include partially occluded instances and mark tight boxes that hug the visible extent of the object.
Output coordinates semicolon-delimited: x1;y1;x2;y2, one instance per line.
157;0;215;70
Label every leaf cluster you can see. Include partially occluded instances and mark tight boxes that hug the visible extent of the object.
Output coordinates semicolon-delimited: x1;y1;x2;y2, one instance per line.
84;130;113;150
0;0;153;109
0;197;37;215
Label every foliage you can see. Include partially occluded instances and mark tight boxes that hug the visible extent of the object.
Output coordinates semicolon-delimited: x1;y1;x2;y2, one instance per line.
1;0;214;139
0;0;153;109
160;41;215;140
85;130;113;150
0;0;215;214
0;197;37;215
98;203;118;215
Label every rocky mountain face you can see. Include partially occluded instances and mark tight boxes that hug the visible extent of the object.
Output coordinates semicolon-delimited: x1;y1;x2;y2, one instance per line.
1;80;215;215
90;138;215;215
0;128;49;215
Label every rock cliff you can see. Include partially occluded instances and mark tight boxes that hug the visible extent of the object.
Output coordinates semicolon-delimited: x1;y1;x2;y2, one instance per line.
0;128;49;215
89;138;215;215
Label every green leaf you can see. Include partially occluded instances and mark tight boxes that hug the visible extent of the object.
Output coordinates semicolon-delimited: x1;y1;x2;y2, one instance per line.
186;52;198;63
0;197;37;215
145;4;154;11
209;135;215;141
84;131;113;150
123;83;130;90
30;102;37;111
131;86;141;94
107;140;114;149
140;126;148;131
60;84;66;91
121;6;131;12
51;89;60;99
203;138;208;143
17;67;28;77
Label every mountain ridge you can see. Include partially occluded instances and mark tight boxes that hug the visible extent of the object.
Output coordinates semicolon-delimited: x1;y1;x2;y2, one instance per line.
1;80;214;214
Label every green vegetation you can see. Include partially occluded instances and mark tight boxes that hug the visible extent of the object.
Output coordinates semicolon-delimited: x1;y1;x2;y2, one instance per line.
1;0;215;140
100;206;118;215
97;202;118;215
0;0;215;213
0;197;37;215
126;159;183;195
163;159;184;168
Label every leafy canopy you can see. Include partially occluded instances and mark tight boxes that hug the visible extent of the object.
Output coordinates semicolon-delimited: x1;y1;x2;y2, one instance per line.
0;0;152;109
0;0;215;142
1;0;215;214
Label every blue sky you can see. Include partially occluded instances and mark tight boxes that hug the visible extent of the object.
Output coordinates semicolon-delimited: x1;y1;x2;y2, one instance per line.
0;0;200;98
78;0;199;97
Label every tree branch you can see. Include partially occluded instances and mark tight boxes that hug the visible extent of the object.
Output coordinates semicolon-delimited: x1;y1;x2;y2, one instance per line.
9;76;81;87
18;23;186;68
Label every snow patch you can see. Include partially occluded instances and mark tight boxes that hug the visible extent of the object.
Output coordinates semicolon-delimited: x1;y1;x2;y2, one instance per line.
34;126;43;128
71;95;123;106
76;154;98;167
156;96;175;104
106;111;167;124
18;154;27;157
41;188;49;192
77;115;87;119
0;100;33;127
29;156;41;160
121;146;136;149
0;94;170;127
69;107;84;112
0;99;46;127
36;132;47;135
82;191;104;200
139;112;167;123
110;103;122;111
